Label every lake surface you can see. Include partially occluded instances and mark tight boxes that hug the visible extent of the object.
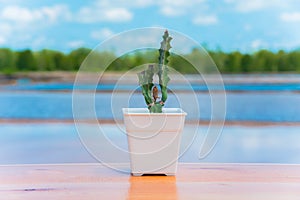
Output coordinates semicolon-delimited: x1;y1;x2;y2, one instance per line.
0;91;299;122
0;79;300;165
2;82;300;92
1;124;299;165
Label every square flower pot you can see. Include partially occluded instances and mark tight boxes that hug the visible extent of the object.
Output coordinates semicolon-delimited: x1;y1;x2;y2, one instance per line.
123;108;186;176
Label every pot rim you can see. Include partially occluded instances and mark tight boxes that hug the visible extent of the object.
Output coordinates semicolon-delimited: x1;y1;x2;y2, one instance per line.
122;108;187;116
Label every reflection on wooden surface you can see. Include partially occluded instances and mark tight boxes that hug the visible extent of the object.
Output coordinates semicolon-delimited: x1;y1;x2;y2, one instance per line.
128;176;177;200
1;163;300;199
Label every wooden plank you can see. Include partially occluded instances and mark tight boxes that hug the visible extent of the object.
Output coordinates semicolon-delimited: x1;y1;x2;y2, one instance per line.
1;163;300;199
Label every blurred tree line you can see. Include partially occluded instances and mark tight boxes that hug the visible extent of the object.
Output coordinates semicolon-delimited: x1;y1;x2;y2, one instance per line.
0;47;300;74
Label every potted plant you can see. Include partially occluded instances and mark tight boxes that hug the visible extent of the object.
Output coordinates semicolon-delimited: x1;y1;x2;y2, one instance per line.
123;30;187;176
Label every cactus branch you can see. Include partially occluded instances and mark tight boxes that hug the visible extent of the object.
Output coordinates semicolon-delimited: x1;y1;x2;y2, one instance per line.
158;30;172;103
137;30;172;113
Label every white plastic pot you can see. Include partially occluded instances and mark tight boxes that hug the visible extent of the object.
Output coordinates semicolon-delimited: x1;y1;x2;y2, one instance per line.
123;108;186;176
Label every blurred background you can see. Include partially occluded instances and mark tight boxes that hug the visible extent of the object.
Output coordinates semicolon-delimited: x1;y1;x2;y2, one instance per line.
0;0;300;165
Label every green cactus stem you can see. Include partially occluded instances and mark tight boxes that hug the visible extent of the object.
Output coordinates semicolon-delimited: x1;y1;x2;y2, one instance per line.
137;30;172;113
158;30;172;104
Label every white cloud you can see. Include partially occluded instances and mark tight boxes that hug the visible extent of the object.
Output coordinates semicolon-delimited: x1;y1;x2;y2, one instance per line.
104;8;132;22
0;5;71;24
31;37;50;49
280;12;300;22
251;39;267;49
76;0;208;23
0;4;71;49
134;0;155;7
160;6;179;16
158;0;191;16
67;40;85;48
0;23;12;35
193;15;218;25
1;6;40;22
97;28;164;55
244;24;252;31
77;7;132;23
160;6;185;17
0;36;5;45
158;0;208;17
41;5;72;23
235;0;265;12
0;0;20;2
94;0;155;8
224;0;295;13
91;28;114;40
0;23;13;45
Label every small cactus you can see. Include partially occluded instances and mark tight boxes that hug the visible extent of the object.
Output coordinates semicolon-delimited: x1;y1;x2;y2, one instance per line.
137;30;172;113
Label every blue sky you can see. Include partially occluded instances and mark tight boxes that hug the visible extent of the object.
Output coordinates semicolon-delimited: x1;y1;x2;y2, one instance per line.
0;0;300;52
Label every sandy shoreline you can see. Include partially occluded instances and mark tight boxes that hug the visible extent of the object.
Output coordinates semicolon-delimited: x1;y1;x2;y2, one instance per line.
1;72;300;85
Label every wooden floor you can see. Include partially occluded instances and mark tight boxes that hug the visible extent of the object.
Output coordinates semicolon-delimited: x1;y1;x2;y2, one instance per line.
1;163;300;199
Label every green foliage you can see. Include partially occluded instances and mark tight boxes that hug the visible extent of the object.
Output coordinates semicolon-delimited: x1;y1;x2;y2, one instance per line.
137;30;172;113
1;46;300;74
168;53;197;73
137;66;154;105
107;50;157;72
16;49;37;71
209;50;227;72
149;102;163;113
158;31;171;103
224;51;242;73
35;50;56;71
0;48;16;74
211;49;300;73
287;51;300;72
241;54;252;72
68;48;91;70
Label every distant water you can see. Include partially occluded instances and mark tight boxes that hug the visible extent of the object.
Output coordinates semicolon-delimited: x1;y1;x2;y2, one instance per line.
2;82;300;92
0;91;300;122
1;79;300;165
1;124;300;164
